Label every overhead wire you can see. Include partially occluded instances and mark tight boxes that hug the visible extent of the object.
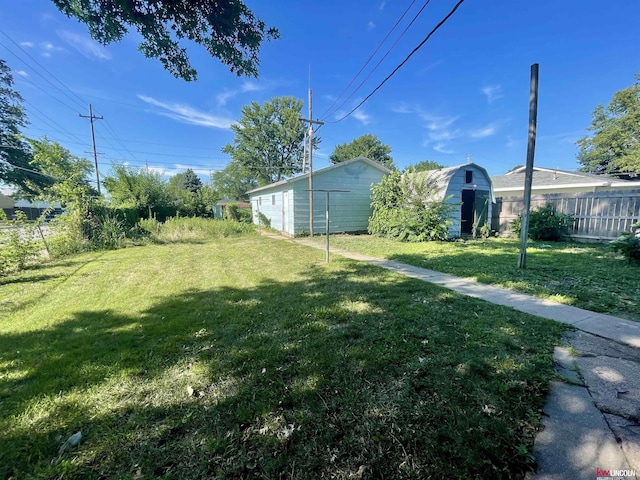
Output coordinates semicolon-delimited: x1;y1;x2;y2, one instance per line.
320;0;418;119
322;0;434;121
329;0;466;124
0;28;87;111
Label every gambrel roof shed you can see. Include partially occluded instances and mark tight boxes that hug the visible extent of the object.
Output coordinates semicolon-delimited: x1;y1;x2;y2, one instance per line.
408;163;494;238
247;157;390;236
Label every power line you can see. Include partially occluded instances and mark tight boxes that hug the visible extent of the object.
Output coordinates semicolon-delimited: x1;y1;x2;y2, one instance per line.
324;0;433;120
0;29;87;111
320;0;418;119
329;0;466;124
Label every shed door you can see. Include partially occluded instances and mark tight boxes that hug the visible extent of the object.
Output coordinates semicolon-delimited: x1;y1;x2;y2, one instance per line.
461;190;475;234
474;191;490;229
282;191;289;233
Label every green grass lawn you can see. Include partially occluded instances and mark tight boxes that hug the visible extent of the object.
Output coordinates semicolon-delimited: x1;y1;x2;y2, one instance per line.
1;234;564;479
311;235;640;322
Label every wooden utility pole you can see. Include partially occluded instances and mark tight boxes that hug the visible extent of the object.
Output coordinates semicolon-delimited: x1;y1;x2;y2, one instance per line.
300;89;324;236
518;64;539;269
79;104;103;195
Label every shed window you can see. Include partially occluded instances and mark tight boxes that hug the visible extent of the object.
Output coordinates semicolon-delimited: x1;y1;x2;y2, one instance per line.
272;195;276;205
465;170;473;184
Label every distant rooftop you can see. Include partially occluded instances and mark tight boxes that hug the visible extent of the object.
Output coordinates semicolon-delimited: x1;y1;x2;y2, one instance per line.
491;166;639;191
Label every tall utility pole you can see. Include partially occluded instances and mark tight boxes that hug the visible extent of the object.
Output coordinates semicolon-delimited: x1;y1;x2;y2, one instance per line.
300;89;324;236
518;63;539;269
79;104;104;195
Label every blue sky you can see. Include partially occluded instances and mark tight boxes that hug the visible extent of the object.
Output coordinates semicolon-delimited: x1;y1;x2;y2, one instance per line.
1;0;639;187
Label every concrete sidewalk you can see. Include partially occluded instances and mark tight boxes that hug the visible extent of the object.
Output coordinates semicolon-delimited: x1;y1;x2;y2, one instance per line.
282;235;640;479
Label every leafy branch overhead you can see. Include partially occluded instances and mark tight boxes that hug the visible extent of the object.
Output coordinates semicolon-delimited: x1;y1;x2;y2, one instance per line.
50;0;279;81
577;73;640;179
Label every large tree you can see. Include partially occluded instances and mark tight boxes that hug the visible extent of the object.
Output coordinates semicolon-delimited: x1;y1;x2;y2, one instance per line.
329;134;395;170
21;137;95;202
50;0;278;81
103;165;175;219
222;96;314;186
168;169;214;217
211;160;257;201
0;60;51;194
404;160;444;173
577;74;640;179
169;168;203;193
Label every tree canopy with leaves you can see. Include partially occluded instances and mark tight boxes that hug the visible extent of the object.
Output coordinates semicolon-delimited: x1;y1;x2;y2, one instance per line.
577;74;640;179
404;160;444;173
329;134;395;170
222;96;314;186
0;60;51;194
50;0;279;81
211;160;257;201
104;165;175;219
169;168;203;193
23;137;95;202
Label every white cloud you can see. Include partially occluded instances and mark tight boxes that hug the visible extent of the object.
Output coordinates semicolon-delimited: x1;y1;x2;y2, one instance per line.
367;21;376;30
333;106;371;125
379;1;386;10
138;94;234;129
481;84;503;103
352;110;371;125
58;30;111;60
216;80;264;106
13;70;28;77
470;123;499;139
20;41;64;57
433;143;456;154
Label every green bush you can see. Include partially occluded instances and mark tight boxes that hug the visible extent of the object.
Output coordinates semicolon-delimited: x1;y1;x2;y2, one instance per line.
610;221;640;264
258;212;271;228
369;170;456;242
0;211;42;275
511;204;574;241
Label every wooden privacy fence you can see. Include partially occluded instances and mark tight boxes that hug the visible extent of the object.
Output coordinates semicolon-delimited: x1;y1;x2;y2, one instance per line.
492;189;640;242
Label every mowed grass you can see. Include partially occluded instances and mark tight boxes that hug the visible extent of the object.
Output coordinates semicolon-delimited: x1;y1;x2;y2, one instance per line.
313;235;640;322
1;234;564;479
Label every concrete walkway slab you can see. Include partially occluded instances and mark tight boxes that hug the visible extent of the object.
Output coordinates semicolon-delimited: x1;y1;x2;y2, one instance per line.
528;381;631;480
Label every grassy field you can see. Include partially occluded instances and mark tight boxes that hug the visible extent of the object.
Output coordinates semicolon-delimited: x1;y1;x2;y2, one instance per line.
310;235;640;322
1;233;564;479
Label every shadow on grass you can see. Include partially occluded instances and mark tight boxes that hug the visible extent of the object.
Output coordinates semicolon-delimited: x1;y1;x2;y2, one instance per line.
0;261;565;479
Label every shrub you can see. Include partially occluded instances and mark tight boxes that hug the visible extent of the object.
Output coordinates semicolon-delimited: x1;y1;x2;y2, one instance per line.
0;211;42;275
610;221;640;264
510;204;573;241
369;170;456;242
258;212;271;228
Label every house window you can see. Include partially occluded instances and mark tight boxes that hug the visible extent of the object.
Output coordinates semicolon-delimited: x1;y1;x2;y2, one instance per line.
465;170;473;184
272;195;276;205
